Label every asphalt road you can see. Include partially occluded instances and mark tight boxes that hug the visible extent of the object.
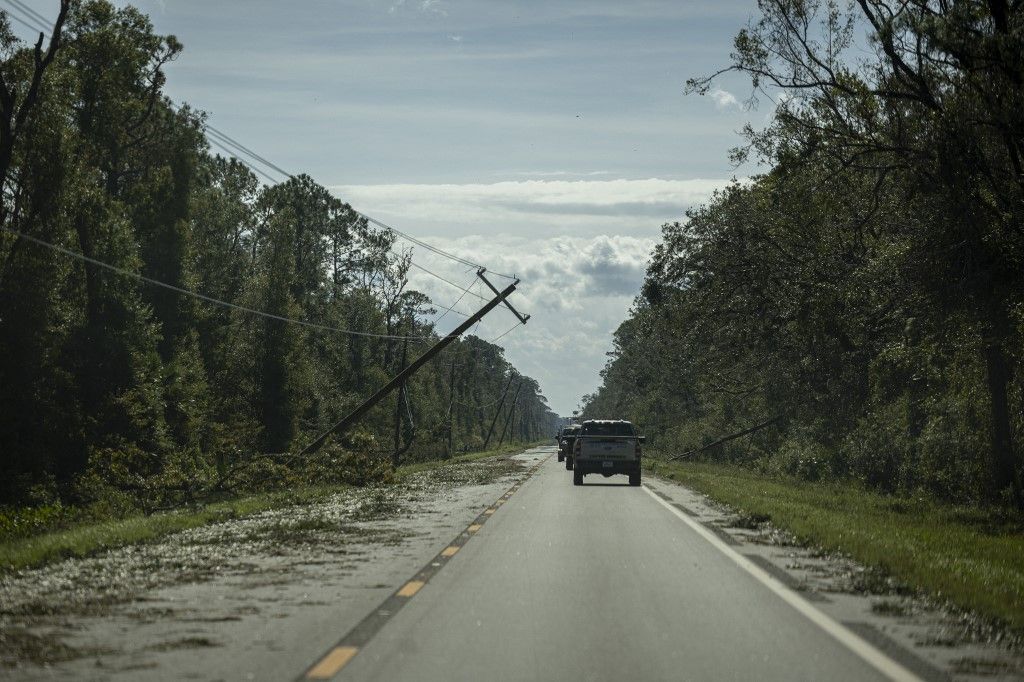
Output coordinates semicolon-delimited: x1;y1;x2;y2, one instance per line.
309;446;912;682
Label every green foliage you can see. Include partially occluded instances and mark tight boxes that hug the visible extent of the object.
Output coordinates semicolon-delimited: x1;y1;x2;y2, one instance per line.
311;446;395;488
0;1;557;523
584;0;1024;507
0;504;78;543
650;459;1024;631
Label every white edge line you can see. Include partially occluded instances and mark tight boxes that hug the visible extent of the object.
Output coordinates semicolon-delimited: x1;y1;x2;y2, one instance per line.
642;485;922;682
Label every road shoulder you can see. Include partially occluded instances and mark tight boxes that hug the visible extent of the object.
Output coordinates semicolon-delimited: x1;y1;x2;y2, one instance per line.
643;472;1024;681
0;449;544;680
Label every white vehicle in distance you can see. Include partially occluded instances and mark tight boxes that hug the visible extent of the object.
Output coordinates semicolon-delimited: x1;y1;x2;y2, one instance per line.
571;419;644;487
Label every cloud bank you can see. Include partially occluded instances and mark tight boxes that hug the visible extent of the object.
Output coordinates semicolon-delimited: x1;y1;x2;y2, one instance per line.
329;177;738;414
332;177;735;240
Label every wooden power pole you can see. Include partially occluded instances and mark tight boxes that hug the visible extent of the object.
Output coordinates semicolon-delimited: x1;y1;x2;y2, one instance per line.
447;358;456;458
483;374;515;450
299;271;526;457
498;381;522;447
392;335;409;467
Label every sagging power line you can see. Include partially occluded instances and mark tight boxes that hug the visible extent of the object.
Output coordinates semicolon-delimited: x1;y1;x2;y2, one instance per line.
0;4;521;288
1;0;49;35
0;226;439;342
299;270;523;457
193;121;513;314
0;1;531;351
194;118;518;281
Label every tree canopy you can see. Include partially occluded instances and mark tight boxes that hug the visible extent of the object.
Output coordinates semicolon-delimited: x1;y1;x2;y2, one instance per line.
0;1;556;510
582;0;1024;507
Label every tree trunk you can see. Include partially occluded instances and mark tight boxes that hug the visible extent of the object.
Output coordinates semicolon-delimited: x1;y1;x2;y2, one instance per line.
983;337;1022;508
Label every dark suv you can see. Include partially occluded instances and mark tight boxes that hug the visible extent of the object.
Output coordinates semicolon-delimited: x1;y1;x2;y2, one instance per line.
558;425;580;465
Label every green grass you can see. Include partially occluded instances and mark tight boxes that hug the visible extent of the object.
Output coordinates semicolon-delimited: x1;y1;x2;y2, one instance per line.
0;441;542;573
646;458;1024;631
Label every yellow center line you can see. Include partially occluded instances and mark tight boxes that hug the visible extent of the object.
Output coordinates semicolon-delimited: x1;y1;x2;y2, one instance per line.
397;580;425;597
467;523;482;533
306;646;359;679
441;545;459;557
484;508;495;515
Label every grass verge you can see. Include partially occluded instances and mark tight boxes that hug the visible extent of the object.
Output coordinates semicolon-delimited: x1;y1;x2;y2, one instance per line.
646;458;1024;631
0;441;542;573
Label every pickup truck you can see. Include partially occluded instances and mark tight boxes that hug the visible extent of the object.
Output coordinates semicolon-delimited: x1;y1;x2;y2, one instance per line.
558;424;580;464
571;419;643;486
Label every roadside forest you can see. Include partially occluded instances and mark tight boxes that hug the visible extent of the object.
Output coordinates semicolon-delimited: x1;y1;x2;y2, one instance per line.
0;1;555;523
583;0;1024;507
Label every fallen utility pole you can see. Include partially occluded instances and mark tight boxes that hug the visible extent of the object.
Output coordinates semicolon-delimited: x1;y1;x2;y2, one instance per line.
298;272;522;457
668;414;784;461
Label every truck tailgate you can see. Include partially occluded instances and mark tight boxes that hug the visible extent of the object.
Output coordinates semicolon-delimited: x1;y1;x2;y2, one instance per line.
578;438;635;460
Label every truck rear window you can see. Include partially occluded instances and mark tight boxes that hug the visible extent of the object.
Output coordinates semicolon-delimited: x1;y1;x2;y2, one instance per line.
581;423;635;437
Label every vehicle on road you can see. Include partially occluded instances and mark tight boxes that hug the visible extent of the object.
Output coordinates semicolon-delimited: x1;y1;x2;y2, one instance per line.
571;419;643;486
558;424;580;464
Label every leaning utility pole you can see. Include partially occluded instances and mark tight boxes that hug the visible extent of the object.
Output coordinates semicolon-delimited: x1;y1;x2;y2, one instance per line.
447;358;456;458
299;270;526;457
392;335;409;468
498;381;522;447
482;374;515;450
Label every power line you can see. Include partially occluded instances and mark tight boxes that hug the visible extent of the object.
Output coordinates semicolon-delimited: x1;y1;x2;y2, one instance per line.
199;140;490;312
490;322;524;344
0;1;516;280
198;135;500;309
1;1;50;35
430;275;476;325
196;126;510;305
206;137;281;184
0;226;440;342
6;0;48;26
203;124;293;180
408;260;487;301
0;4;527;328
193;116;517;280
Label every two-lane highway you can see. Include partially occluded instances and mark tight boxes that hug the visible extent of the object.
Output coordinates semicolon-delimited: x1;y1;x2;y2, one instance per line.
308;446;912;681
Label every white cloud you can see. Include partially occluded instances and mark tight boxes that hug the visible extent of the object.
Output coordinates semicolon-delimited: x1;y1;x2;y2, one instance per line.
327;177;739;414
710;88;740;110
404;233;656;415
331;177;735;239
331;175;741;411
388;0;447;16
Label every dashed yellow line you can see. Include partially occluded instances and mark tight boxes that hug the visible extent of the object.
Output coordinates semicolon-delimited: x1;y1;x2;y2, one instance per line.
300;452;553;679
397;580;425;598
306;646;359;679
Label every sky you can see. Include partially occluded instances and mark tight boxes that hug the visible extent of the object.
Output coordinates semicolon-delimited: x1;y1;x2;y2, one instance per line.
17;0;766;416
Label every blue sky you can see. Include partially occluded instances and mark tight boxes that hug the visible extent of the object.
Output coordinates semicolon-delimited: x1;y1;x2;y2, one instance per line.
17;0;765;415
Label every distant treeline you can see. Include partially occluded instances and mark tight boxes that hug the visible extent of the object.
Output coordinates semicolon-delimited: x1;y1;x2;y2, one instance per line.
582;0;1024;506
0;1;555;509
